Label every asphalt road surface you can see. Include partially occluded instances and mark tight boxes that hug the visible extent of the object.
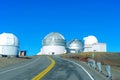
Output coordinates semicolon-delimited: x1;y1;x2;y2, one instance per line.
42;56;93;80
0;56;106;80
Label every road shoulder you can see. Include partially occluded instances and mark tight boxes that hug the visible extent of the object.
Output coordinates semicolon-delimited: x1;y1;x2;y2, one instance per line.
62;57;109;80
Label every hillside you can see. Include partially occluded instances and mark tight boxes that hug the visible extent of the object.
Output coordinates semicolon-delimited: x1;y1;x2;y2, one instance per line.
62;52;120;80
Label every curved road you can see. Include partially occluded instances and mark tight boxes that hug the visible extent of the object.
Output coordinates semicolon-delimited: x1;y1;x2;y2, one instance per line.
0;56;51;80
0;56;106;80
42;56;93;80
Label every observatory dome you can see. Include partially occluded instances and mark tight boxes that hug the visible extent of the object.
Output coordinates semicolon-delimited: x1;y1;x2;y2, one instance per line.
41;32;66;55
0;33;19;56
42;32;65;46
0;33;18;46
84;35;98;44
67;39;84;53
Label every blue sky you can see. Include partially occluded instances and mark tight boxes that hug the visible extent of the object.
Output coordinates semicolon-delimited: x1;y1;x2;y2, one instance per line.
0;0;120;56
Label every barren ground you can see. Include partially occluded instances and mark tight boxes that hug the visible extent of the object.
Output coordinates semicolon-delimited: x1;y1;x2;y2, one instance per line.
0;57;33;68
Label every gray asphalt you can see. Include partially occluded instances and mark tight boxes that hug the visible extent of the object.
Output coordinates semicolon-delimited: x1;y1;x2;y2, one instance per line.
42;56;93;80
0;56;106;80
0;56;51;80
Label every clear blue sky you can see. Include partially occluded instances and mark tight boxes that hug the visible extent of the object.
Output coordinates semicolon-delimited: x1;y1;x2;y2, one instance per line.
0;0;120;56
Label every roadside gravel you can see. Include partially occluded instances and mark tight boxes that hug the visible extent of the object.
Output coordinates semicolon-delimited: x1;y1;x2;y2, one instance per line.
0;57;32;69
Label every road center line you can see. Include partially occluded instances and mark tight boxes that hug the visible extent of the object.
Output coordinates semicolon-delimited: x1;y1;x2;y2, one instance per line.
32;56;56;80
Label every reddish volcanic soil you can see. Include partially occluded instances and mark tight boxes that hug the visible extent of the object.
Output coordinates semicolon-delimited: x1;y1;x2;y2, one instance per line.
63;52;120;80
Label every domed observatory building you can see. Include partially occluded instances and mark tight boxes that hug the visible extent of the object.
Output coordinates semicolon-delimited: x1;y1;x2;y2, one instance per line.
67;39;84;53
41;32;66;55
0;33;19;57
84;35;106;52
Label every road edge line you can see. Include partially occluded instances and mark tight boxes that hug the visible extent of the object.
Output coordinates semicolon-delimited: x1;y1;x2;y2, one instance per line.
0;57;40;74
61;58;94;80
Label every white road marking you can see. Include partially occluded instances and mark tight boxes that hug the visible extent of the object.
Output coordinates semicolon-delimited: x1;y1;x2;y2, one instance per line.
0;57;40;74
61;58;95;80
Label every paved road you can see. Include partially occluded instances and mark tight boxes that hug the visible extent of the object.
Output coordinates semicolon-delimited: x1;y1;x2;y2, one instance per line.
42;56;93;80
0;56;51;80
0;56;106;80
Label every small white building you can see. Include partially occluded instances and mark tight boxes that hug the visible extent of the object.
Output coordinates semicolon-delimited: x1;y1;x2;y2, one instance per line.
84;35;107;52
84;43;106;52
38;32;66;55
0;33;19;57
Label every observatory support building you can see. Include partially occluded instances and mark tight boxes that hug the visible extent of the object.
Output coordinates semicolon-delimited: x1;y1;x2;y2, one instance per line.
83;35;106;52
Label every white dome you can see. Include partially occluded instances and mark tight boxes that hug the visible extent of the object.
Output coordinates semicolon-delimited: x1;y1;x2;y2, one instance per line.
84;35;98;44
0;33;18;46
0;33;19;56
68;39;84;50
41;32;66;55
44;32;65;40
67;39;84;53
42;32;66;46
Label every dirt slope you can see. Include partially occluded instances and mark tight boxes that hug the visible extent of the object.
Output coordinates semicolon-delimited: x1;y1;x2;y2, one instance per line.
62;52;120;80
